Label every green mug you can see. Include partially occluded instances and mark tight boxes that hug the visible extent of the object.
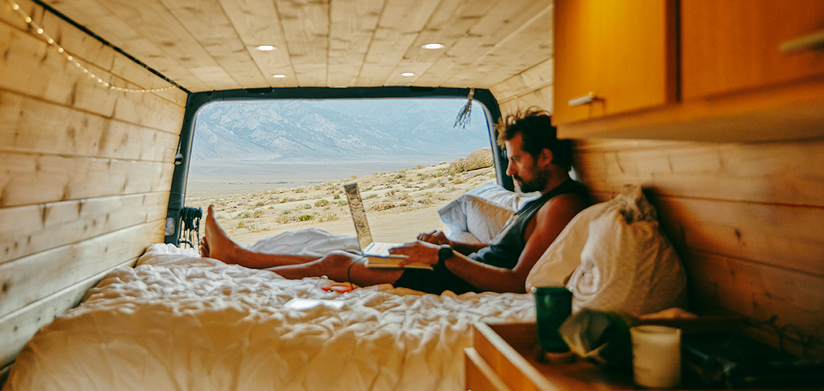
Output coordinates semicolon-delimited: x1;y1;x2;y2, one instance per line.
532;286;573;352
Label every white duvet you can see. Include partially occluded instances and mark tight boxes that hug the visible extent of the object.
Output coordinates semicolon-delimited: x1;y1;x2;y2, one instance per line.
5;244;535;391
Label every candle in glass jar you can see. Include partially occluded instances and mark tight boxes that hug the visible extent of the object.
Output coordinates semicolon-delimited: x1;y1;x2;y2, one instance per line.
630;325;682;388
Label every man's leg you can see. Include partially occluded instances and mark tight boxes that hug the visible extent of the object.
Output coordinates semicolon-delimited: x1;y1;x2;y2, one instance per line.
201;205;318;268
202;205;405;287
266;251;405;287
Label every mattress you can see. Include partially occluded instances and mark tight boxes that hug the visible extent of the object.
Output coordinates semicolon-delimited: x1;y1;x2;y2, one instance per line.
4;243;535;391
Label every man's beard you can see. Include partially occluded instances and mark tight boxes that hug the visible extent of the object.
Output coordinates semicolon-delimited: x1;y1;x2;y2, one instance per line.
514;173;548;193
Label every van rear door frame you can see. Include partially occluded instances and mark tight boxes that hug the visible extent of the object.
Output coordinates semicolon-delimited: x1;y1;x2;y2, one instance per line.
165;86;510;244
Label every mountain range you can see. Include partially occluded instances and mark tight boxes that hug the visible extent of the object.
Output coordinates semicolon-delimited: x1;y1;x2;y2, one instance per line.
191;98;492;163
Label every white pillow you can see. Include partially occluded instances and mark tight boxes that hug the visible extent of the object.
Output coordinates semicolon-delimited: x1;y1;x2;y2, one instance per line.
439;183;540;243
526;185;688;317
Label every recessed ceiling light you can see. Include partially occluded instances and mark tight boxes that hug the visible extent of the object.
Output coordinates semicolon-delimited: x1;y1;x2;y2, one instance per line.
272;74;287;78
422;43;445;49
401;72;415;77
256;45;276;51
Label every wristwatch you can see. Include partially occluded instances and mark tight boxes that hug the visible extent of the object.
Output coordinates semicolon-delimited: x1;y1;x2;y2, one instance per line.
437;244;453;268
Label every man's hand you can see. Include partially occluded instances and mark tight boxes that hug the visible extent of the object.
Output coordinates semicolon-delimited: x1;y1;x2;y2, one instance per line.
417;230;452;246
389;241;440;267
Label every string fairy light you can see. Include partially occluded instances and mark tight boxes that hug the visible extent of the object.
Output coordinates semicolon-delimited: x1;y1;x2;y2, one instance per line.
7;0;176;93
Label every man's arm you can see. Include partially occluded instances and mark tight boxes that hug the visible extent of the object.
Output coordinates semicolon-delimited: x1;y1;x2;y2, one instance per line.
416;230;487;255
398;193;586;293
452;193;585;292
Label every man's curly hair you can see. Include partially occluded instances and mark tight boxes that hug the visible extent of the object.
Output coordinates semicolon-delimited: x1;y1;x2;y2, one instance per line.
495;107;573;171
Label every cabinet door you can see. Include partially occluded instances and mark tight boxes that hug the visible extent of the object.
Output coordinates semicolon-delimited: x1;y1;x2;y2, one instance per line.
553;0;677;125
682;0;824;100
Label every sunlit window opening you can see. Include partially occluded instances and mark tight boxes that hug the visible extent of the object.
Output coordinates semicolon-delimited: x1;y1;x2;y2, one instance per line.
185;98;496;245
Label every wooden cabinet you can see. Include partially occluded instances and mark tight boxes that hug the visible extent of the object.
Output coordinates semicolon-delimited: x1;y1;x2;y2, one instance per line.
554;0;824;142
682;0;824;100
553;0;677;124
465;322;635;391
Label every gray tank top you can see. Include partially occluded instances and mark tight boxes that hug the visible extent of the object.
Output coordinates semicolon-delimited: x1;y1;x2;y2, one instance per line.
468;180;588;269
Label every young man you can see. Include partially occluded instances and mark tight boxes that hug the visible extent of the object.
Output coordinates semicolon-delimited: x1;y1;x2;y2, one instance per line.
200;107;588;294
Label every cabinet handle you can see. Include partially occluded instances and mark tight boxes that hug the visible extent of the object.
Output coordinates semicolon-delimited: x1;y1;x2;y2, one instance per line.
780;30;824;53
568;91;601;107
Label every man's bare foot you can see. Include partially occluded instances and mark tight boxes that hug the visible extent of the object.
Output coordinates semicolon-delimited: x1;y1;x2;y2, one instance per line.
201;205;241;263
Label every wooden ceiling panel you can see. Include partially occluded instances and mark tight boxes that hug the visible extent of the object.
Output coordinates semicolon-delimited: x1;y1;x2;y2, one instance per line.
328;0;383;87
160;0;270;88
355;0;442;86
453;3;553;88
40;0;556;94
275;0;330;86
383;0;496;86
218;0;297;88
414;0;554;87
97;0;238;87
42;0;213;91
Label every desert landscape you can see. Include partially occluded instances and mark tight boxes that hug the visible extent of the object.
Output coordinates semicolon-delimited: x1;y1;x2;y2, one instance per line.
185;153;498;247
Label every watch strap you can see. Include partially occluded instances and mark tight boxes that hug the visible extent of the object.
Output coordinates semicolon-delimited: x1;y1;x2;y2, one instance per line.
437;244;453;268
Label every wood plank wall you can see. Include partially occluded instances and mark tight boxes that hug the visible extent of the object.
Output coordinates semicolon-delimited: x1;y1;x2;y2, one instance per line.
0;0;187;375
492;66;824;358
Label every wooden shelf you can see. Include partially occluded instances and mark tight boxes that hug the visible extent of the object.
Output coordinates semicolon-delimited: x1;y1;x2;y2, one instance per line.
465;317;752;391
556;76;824;143
466;322;634;391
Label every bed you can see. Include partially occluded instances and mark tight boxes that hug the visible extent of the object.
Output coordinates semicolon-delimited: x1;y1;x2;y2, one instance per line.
2;184;687;391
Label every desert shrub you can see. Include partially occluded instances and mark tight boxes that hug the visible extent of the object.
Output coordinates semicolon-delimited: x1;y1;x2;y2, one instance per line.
238;211;253;218
417;173;424;177
453;177;465;184
314;185;321;190
394;173;405;179
365;194;378;199
337;200;348;206
373;172;379;176
253;209;264;218
294;187;305;193
416;165;423;169
281;209;292;215
303;203;312;209
318;212;338;222
297;214;314;221
371;203;395;211
315;199;330;207
276;215;292;224
333;194;340;200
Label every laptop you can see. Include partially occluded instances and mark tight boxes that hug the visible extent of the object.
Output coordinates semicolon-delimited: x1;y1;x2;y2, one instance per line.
343;182;431;269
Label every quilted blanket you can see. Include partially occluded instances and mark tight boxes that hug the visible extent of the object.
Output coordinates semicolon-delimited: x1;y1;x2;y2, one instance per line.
5;244;535;391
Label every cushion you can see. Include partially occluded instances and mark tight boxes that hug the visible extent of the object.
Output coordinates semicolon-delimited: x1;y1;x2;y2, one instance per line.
438;183;540;243
526;185;688;317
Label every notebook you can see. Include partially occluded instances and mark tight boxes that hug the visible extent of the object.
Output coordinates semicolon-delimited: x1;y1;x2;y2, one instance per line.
343;182;432;269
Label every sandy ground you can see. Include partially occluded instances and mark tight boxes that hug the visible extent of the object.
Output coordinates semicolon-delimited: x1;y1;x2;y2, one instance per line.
185;162;497;247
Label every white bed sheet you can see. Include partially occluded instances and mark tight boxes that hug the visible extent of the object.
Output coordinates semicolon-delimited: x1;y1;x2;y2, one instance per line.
5;243;535;391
